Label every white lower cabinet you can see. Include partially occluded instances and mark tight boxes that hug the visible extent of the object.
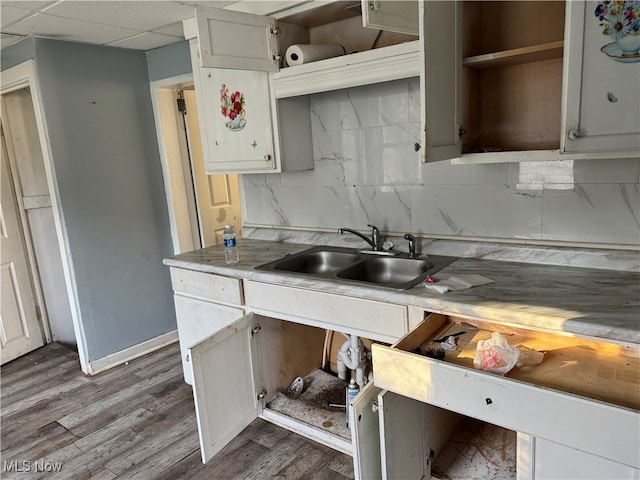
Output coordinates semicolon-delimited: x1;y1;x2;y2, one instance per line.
174;296;244;385
189;313;259;462
530;436;640;479
373;312;640;479
188;311;388;468
169;267;245;385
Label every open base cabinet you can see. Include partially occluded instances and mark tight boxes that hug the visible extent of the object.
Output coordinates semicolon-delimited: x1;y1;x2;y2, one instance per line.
373;312;640;479
188;313;383;472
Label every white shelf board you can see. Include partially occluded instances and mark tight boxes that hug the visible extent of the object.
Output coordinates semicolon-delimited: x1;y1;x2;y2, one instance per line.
272;41;420;98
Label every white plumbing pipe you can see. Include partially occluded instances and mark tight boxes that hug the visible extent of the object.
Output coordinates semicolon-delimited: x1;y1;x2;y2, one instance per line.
338;334;370;389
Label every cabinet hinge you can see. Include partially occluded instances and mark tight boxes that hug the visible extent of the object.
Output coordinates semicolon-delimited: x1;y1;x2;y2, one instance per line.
458;126;466;140
257;387;267;400
251;324;261;336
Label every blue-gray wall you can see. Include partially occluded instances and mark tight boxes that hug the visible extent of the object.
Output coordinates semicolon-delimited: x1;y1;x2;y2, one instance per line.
3;38;176;361
0;37;35;69
146;40;191;81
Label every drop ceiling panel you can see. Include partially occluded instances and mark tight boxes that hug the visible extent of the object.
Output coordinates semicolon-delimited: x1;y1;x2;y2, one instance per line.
7;12;140;45
106;31;183;50
1;6;34;28
41;1;196;32
1;1;56;11
152;22;185;37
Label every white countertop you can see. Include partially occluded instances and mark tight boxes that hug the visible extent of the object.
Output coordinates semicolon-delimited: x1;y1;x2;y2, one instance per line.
164;239;640;345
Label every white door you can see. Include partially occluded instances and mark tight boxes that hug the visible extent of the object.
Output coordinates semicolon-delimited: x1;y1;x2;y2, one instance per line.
361;0;419;35
420;0;463;163
183;90;241;246
189;312;260;463
378;389;430;480
351;381;384;479
0;128;45;364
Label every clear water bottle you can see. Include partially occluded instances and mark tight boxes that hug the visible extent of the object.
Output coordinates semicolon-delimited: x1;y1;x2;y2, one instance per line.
223;224;239;264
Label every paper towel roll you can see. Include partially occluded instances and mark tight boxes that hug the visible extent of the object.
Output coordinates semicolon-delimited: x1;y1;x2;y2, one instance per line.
285;44;345;66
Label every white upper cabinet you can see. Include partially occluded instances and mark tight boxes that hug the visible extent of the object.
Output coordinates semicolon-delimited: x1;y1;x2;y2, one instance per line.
361;0;419;35
561;0;640;154
185;1;421;174
194;6;280;72
435;0;639;164
420;1;463;163
192;63;279;172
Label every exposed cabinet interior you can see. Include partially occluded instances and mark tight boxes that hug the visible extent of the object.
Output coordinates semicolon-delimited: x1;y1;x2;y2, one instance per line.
257;317;352;443
460;1;566;154
400;313;640;410
273;1;420;97
190;315;380;461
431;416;517;479
373;312;640;470
276;1;418;66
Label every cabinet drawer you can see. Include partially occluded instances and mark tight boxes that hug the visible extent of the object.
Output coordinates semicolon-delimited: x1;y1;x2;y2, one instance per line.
174;295;244;385
170;267;243;306
244;281;407;342
372;313;640;468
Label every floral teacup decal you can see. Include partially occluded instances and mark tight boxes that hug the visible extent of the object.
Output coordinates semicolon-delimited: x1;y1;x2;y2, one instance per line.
595;1;640;61
220;84;247;131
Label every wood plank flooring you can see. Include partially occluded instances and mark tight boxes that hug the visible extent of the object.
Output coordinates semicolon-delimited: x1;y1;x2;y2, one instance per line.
1;342;354;480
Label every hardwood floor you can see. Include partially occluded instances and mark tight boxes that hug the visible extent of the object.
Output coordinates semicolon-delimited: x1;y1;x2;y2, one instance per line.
1;342;354;480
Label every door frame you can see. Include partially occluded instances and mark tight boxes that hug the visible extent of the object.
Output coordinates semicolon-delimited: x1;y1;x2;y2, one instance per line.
150;73;243;253
1;123;49;349
149;74;201;254
0;60;86;370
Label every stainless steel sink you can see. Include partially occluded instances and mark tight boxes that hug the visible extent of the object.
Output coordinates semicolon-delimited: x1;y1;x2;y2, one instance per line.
336;256;433;289
256;246;457;289
271;248;360;274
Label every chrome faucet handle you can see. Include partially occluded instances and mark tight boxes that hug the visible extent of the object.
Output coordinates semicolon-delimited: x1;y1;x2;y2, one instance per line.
404;233;416;258
368;224;382;250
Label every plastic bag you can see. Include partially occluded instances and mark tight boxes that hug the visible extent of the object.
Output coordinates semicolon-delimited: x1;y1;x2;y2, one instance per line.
473;332;544;375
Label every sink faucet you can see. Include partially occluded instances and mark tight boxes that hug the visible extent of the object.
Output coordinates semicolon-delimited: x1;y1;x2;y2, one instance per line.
338;224;382;251
404;233;417;258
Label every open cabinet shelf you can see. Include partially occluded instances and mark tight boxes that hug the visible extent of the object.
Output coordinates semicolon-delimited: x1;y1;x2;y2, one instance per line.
460;0;566;155
463;40;564;70
272;40;420;98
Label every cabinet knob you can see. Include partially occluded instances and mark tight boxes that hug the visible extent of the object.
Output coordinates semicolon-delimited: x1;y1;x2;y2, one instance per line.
414;142;421;152
568;129;580;141
264;154;272;161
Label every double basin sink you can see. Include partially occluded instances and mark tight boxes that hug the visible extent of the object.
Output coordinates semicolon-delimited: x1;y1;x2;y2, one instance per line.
256;246;457;289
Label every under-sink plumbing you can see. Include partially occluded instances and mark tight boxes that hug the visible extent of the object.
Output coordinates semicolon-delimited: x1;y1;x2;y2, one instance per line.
337;334;368;389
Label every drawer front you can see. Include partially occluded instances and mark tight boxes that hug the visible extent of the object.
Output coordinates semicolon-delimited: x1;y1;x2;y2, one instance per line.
174;295;244;385
244;281;407;342
170;267;243;306
372;323;640;468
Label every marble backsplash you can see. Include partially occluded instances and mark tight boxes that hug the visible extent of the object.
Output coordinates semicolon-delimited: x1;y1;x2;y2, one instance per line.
241;78;640;247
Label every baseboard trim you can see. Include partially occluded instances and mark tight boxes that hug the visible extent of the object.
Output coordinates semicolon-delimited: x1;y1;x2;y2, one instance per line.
87;330;178;375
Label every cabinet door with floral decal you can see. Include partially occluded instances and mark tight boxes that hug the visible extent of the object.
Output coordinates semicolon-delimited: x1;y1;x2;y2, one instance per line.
562;0;640;154
197;66;277;173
